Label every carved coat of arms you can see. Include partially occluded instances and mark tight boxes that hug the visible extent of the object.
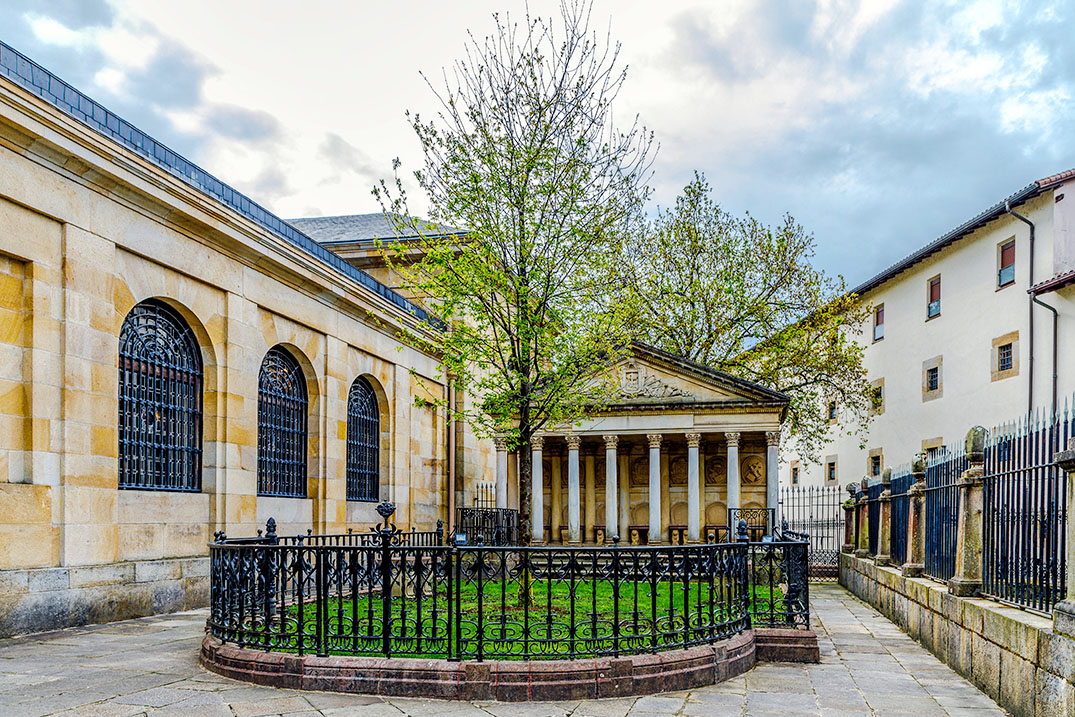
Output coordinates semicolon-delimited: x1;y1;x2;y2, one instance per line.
617;362;695;400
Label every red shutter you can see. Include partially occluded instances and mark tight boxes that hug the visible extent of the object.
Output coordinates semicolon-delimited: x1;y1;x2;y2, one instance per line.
1001;242;1015;268
929;278;941;302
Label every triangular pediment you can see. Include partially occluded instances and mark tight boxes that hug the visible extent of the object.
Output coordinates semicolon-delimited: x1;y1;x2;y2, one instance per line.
599;343;788;408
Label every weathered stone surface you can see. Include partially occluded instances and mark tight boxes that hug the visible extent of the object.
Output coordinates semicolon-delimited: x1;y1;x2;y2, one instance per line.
27;566;68;592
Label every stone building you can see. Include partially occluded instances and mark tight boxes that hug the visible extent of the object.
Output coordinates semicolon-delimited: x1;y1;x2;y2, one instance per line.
0;41;789;636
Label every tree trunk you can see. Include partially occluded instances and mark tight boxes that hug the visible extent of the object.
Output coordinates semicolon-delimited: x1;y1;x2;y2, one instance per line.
519;435;532;546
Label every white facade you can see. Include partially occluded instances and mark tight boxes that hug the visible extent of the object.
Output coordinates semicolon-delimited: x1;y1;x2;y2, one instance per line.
788;170;1075;487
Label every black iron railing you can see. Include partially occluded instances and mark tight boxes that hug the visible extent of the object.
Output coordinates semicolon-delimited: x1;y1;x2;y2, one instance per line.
889;465;913;565
779;485;844;581
866;480;883;556
983;409;1069;613
455;507;519;547
208;508;810;661
924;447;965;583
727;508;774;542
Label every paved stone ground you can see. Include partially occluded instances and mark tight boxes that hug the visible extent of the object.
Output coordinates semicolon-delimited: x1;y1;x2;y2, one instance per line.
0;583;1005;716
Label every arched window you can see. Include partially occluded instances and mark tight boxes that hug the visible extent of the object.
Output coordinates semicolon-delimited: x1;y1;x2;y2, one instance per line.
118;299;203;491
257;346;308;497
346;376;380;501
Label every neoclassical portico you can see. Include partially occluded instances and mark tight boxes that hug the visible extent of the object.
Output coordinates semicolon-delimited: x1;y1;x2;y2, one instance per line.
495;344;789;545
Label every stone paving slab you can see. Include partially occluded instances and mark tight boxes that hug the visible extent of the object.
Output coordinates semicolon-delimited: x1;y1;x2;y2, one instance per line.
0;584;1006;716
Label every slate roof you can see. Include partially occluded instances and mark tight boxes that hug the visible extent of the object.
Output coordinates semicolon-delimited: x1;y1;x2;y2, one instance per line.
289;213;466;245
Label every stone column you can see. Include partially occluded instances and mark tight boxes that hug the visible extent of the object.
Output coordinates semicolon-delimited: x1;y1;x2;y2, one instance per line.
950;426;987;597
647;434;663;544
902;455;927;577
494;436;508;509
842;482;857;553
618;451;629;538
1052;437;1075;637
686;433;702;543
531;436;544;544
876;468;893;565
584;449;596;543
855;478;870;558
725;432;741;521
766;430;780;531
603;435;619;541
551;450;562;544
566;434;582;545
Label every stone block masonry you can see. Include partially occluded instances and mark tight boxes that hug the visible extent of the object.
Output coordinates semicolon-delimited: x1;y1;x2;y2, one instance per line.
0;557;208;637
841;552;1075;716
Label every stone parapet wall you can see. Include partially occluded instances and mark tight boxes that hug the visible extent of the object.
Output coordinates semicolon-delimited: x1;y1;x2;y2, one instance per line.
0;556;209;637
841;553;1075;716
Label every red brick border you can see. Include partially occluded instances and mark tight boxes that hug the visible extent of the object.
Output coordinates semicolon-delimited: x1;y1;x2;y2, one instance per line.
200;630;759;701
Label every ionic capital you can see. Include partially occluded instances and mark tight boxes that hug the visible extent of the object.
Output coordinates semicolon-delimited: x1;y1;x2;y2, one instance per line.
725;432;741;449
646;433;663;449
565;434;581;450
766;430;781;447
603;434;619;450
685;432;702;448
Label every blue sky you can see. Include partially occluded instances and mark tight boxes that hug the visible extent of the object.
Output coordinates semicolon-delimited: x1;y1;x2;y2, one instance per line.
2;0;1073;289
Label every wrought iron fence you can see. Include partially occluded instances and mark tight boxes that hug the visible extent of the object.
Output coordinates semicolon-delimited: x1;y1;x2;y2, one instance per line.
473;482;497;510
924;446;966;583
779;485;844;581
727;508;775;542
455;507;519;547
889;465;913;566
866;479;883;556
208;508;810;661
983;408;1070;613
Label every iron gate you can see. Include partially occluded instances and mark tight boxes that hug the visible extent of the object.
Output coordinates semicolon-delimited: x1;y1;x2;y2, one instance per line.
779;485;845;581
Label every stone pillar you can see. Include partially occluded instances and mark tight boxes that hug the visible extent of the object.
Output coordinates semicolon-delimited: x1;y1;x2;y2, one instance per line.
902;454;927;577
725;432;741;518
647;433;662;544
584;449;596;543
949;426;987;597
618;451;629;538
1052;437;1075;637
842;482;857;553
531;436;544;544
551;450;562;544
766;430;780;531
686;433;702;543
855;478;870;558
603;435;619;542
566;434;582;545
876;468;893;565
494;436;508;509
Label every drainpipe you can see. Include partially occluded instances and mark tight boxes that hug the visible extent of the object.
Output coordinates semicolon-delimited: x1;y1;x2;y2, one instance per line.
1031;292;1059;418
1006;202;1036;415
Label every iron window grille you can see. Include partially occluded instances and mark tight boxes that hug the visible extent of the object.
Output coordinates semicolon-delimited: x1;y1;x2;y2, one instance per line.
257;347;308;497
870;455;881;476
998;343;1013;372
346;376;380;502
118;300;203;491
826;461;836;481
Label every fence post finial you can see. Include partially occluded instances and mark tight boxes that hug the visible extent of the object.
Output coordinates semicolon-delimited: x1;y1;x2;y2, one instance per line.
965;426;987;464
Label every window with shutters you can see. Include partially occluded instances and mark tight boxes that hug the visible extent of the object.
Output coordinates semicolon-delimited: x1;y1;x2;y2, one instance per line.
118;300;203;491
998;240;1015;287
873;303;885;341
927;276;941;318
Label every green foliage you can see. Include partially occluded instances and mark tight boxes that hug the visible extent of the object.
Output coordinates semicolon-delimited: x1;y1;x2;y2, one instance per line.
623;172;873;463
375;1;654;542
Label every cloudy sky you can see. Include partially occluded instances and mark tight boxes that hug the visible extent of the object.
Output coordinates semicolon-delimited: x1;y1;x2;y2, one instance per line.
3;0;1073;287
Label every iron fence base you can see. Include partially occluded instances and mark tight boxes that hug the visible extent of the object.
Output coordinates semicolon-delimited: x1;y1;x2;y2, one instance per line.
875;553;892;567
854;549;869;559
1054;600;1075;639
947;577;981;597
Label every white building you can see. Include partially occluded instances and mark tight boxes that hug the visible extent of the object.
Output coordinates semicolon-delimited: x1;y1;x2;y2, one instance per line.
788;168;1075;487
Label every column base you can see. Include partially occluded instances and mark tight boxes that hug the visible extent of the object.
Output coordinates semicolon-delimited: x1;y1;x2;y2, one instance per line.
1052;600;1075;639
854;549;870;559
568;539;582;546
947;577;981;597
901;563;924;578
648;539;665;546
